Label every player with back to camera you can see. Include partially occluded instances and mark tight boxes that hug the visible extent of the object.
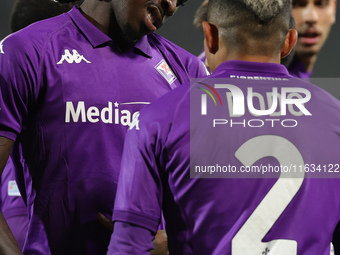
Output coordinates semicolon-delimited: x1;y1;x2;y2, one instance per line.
193;0;296;71
0;0;208;253
194;0;337;78
109;0;340;254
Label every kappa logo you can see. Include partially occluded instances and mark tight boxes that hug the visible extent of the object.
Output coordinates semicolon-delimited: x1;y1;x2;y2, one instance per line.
57;49;91;64
155;59;177;85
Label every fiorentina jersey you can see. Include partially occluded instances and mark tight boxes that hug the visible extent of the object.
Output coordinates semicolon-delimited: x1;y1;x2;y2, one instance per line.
197;49;311;79
0;156;28;250
288;55;312;79
0;6;207;255
112;60;340;255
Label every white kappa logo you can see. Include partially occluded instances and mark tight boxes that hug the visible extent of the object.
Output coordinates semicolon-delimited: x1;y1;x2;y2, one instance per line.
57;49;91;64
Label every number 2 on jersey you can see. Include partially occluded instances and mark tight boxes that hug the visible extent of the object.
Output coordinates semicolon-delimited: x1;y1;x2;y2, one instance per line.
232;135;305;254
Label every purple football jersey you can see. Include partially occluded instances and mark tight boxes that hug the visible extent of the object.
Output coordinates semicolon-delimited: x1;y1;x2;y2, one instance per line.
197;49;207;65
198;49;311;79
111;60;340;255
0;156;28;250
287;55;312;79
0;6;207;254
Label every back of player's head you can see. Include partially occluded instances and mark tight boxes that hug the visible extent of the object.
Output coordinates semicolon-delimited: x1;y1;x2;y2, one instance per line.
10;0;82;33
194;0;209;29
207;0;292;56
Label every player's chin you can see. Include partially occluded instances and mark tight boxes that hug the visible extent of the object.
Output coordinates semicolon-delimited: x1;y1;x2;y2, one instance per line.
120;25;145;45
296;42;321;54
141;23;160;35
296;47;320;57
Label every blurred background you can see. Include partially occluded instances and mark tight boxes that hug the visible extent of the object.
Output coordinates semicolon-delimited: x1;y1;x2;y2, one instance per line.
1;1;339;94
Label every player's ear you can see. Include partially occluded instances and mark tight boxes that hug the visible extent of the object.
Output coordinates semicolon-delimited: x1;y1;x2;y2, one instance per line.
281;29;297;59
202;21;219;54
331;0;337;24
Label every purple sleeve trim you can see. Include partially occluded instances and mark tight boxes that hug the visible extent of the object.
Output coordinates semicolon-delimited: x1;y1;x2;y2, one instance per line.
0;131;17;142
112;210;160;233
108;221;154;255
3;207;28;219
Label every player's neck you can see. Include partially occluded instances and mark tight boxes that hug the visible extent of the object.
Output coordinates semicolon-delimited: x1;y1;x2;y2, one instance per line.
209;49;280;73
79;2;138;51
80;1;111;35
226;55;280;64
225;45;280;64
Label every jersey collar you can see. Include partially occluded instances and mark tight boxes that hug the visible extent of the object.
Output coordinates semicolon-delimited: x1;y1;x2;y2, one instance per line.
214;60;291;77
68;6;152;57
68;7;111;48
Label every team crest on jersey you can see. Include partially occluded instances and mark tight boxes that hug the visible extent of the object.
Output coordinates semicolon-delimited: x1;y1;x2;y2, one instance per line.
57;49;91;65
8;180;21;196
155;59;177;85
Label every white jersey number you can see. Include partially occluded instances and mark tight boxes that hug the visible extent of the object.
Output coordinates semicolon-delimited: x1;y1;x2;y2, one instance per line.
232;135;305;255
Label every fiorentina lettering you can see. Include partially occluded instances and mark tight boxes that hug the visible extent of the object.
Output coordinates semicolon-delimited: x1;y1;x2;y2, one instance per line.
230;75;289;81
65;101;140;126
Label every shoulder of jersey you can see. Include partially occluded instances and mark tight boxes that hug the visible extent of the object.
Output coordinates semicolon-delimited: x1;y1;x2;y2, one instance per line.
139;81;190;124
294;78;340;115
1;14;72;56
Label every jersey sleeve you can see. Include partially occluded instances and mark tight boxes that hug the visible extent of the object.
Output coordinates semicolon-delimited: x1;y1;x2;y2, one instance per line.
111;108;167;233
0;34;40;141
176;47;210;79
107;221;154;254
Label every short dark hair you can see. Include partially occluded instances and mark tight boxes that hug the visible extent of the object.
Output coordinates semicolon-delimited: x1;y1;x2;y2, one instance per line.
10;0;82;33
193;0;209;29
207;0;292;56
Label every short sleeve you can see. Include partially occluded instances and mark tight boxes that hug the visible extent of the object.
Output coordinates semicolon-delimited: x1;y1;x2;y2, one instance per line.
112;108;168;233
0;34;40;141
194;58;211;78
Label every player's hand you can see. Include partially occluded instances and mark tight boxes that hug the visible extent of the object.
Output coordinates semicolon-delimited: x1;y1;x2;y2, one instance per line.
97;212;114;232
151;230;169;255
